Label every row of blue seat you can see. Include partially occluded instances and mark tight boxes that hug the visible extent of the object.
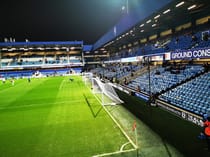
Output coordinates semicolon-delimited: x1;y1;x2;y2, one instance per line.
159;72;210;116
128;65;204;94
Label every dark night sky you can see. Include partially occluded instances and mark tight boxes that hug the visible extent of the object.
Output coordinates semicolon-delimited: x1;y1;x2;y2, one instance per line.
0;0;127;44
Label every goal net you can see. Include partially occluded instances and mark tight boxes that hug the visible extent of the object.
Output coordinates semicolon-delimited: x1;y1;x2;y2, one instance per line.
91;77;123;106
82;72;93;86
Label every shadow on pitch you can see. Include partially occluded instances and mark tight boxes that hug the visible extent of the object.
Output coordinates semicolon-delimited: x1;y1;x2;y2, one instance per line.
83;94;103;118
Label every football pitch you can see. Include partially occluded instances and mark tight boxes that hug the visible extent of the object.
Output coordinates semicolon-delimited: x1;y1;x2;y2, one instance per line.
0;76;133;157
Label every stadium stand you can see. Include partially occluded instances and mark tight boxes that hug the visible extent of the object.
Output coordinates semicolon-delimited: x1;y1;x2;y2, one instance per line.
107;28;210;59
0;67;82;79
90;63;144;82
87;26;209;119
127;65;204;94
159;72;210;116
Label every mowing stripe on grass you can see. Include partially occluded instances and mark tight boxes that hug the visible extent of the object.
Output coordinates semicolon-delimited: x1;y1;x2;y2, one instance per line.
59;78;67;90
0;99;85;111
0;76;129;157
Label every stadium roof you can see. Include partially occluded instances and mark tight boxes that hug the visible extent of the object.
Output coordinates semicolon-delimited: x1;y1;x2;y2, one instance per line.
0;41;83;52
93;0;210;53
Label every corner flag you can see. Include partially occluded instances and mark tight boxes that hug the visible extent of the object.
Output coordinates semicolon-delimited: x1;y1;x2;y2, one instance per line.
132;121;136;131
132;121;138;148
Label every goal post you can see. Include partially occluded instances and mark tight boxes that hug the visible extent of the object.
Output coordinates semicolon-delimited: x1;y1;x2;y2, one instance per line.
83;73;123;106
92;77;124;106
82;72;93;86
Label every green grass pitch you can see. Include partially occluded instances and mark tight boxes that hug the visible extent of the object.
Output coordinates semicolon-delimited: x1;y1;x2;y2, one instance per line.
0;76;130;157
